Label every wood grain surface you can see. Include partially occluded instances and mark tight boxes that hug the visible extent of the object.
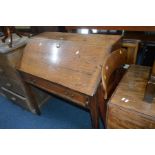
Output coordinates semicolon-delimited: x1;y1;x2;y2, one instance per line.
107;65;155;128
18;33;121;96
34;32;122;51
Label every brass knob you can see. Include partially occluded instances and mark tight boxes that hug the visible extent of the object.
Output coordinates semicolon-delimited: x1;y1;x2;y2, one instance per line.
31;79;36;84
11;97;16;101
64;91;69;95
6;83;11;87
85;98;89;105
56;43;60;48
70;94;74;97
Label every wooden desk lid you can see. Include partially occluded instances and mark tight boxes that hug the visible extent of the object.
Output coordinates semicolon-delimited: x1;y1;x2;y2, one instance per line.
18;35;121;96
34;32;122;50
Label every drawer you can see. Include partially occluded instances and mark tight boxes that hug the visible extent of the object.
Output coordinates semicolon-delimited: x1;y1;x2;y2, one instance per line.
0;66;7;77
0;86;29;109
0;75;8;87
107;104;155;129
0;66;25;96
0;91;6;97
0;62;22;82
3;79;25;96
22;73;89;107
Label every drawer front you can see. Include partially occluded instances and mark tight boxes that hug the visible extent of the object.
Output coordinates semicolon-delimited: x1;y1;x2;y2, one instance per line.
0;66;7;78
0;59;23;82
0;65;26;96
0;86;29;109
0;77;25;96
22;73;89;107
0;73;8;88
107;104;155;129
0;67;6;95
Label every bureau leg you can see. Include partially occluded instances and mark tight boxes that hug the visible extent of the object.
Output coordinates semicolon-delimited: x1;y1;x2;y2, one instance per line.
89;94;99;129
26;84;41;115
20;78;41;115
25;83;41;115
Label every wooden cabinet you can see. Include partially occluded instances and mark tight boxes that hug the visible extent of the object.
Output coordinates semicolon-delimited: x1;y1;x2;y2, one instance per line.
0;36;49;113
107;65;155;128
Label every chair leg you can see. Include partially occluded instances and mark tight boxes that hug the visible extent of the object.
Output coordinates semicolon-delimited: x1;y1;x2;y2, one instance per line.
89;94;99;129
99;99;107;128
98;84;107;128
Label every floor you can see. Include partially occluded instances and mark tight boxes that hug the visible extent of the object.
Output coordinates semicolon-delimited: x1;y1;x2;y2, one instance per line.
0;95;104;129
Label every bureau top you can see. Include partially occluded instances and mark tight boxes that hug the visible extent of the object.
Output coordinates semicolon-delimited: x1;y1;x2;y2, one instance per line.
109;65;155;117
18;32;121;96
34;32;122;50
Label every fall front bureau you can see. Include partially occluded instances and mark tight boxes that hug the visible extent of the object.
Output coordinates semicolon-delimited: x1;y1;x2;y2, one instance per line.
17;32;122;128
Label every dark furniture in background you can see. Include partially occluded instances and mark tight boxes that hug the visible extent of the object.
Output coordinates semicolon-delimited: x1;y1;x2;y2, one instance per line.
144;61;155;103
16;26;65;35
65;26;155;66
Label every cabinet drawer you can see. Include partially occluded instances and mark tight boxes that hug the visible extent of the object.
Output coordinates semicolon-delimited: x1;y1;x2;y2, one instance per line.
0;78;25;96
0;66;6;78
0;86;28;109
0;65;26;96
107;104;155;129
0;75;7;88
22;73;89;107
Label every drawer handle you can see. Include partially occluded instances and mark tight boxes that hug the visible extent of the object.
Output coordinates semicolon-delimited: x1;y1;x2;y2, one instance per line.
1;87;26;100
31;79;36;84
11;97;16;101
56;43;60;48
6;83;12;87
70;94;74;97
64;91;69;95
85;98;89;105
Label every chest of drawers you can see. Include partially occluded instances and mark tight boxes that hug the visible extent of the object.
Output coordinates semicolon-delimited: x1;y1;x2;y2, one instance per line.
0;35;49;113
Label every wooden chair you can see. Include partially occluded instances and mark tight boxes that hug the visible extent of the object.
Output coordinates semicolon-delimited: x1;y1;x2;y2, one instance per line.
122;39;140;64
100;48;127;127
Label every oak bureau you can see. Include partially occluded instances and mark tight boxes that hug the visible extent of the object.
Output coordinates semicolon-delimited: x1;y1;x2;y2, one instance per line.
17;32;122;128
